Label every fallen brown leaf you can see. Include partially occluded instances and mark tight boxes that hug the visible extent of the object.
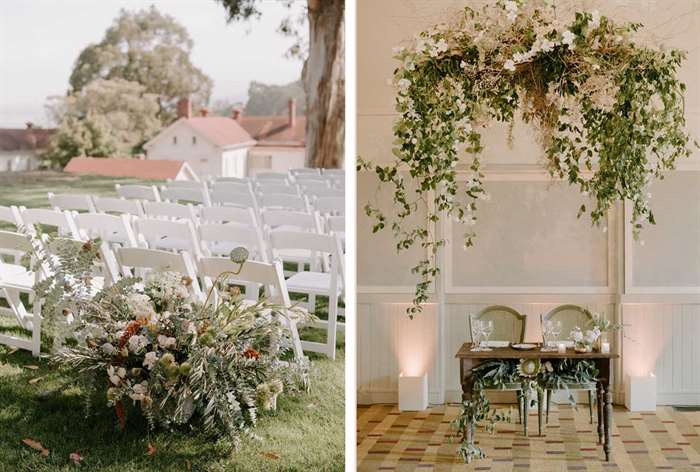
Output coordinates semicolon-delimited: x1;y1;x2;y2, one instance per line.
262;451;280;460
24;365;40;370
146;443;156;456
22;438;49;457
28;376;46;385
69;451;82;465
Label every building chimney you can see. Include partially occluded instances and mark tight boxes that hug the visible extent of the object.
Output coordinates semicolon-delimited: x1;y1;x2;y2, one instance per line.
288;98;296;128
199;107;209;117
177;97;192;119
232;108;242;122
25;121;34;129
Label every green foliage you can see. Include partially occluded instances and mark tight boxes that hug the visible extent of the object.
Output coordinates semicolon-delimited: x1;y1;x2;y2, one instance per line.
452;390;510;464
362;0;698;315
69;6;213;121
245;80;307;116
44;79;162;167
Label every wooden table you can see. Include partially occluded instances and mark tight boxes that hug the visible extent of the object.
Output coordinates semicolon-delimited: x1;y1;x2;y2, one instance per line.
456;343;619;461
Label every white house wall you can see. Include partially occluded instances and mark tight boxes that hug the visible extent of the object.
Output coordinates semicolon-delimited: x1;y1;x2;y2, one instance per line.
357;0;700;406
248;148;305;176
0;151;40;172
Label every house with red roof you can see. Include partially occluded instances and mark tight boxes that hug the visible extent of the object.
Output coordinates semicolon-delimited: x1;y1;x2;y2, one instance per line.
143;98;306;179
0;123;53;172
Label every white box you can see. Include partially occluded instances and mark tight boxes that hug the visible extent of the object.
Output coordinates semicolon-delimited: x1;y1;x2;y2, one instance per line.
625;374;657;412
398;373;429;411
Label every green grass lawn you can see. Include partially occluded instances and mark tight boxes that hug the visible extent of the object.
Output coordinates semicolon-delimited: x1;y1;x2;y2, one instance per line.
0;171;345;471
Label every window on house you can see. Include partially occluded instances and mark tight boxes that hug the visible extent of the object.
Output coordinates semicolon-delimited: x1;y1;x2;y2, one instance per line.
172;136;177;145
192;136;197;145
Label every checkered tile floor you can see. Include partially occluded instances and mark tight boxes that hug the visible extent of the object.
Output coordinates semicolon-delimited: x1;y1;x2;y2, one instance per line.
358;403;700;471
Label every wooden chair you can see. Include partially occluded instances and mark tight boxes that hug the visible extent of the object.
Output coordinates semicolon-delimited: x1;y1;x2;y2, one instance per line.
198;257;304;360
542;305;597;424
469;306;528;431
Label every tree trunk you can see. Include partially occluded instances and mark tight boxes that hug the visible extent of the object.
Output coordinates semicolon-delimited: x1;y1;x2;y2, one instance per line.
304;0;344;169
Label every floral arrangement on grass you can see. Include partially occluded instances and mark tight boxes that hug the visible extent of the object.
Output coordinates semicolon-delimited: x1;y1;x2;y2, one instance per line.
359;0;697;316
34;239;309;445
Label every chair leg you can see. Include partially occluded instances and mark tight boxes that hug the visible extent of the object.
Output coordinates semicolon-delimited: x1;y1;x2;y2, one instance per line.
517;391;523;424
588;390;594;424
537;389;544;436
546;389;551;424
31;298;41;357
325;292;338;361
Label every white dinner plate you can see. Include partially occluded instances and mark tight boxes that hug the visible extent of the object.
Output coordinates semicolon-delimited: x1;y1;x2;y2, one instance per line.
511;343;537;350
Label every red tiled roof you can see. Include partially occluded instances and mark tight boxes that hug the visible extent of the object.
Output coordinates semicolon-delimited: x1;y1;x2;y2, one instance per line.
0;128;54;151
64;157;192;180
185;117;256;148
238;116;306;148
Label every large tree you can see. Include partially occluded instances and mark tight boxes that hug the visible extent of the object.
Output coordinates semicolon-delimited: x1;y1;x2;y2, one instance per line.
245;80;306;116
216;0;344;168
44;79;161;167
69;6;213;121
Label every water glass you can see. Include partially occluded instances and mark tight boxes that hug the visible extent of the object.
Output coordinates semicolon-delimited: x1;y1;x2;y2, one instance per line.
470;319;482;351
481;320;494;351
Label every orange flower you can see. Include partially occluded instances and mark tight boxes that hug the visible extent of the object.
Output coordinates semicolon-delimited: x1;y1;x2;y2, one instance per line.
244;348;260;360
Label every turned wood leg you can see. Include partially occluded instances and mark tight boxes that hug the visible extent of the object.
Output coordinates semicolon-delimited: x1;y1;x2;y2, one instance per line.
517;391;523;424
604;389;613;462
546;389;551;424
522;387;529;437
597;383;605;445
537;389;544;436
588;390;594;424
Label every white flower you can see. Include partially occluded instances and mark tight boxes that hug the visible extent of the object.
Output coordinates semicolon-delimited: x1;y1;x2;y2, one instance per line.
562;30;576;48
128;335;148;353
460;60;467;69
143;351;158;370
157;335;176;349
434;38;448;54
504;1;518;21
107;365;122;386
130;381;148;401
397;78;411;92
504;60;516;72
101;342;116;355
392;46;404;56
590;10;601;29
570;327;584;343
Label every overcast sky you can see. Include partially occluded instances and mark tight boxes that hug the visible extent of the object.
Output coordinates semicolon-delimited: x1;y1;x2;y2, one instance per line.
0;0;306;128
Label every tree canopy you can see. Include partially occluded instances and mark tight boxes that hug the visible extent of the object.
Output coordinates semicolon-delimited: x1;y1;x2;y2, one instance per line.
69;6;213;121
44;79;161;167
245;80;306;116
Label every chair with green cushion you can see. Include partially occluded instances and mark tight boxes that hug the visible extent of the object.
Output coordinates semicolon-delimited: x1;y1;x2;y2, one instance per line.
542;304;597;424
469;306;527;431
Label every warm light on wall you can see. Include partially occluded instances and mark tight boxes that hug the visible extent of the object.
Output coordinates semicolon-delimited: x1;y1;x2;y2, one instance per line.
393;304;437;380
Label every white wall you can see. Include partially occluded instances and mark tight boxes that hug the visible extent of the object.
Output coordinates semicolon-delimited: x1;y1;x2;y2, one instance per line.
0;151;40;172
357;0;700;406
247;148;305;176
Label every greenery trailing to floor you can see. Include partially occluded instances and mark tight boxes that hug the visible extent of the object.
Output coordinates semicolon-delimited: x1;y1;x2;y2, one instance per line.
453;390;509;464
359;0;697;316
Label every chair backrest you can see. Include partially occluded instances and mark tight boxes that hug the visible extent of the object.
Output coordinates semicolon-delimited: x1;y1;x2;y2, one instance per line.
259;194;307;212
299;181;330;193
255;172;288;181
257;183;298;196
133;217;201;257
210;189;259;209
74;213;138;247
115;184;160;202
326;215;345;234
261;209;319;233
21;208;79;239
269;231;344;286
306;187;344;198
198;223;267;261
212;177;250;184
0;205;23;228
47;192;96;213
111;247;201;298
211;182;252;195
165;180;203;188
200;206;257;227
290;168;321;177
469;306;526;343
198;257;289;304
323;168;344;177
93;196;144;216
314;196;344;215
0;230;33;254
142;201;197;221
160;187;210;206
543;305;594;342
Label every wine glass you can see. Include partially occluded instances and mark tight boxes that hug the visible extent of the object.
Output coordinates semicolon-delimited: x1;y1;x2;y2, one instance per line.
551;320;562;341
542;320;553;351
481;320;494;351
470;319;482;351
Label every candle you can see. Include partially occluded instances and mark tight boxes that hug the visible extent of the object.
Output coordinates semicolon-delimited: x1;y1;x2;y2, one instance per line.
557;343;566;354
601;342;610;354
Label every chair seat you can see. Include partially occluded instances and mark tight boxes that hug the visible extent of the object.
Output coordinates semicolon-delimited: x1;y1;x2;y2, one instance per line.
0;265;35;290
285;271;342;296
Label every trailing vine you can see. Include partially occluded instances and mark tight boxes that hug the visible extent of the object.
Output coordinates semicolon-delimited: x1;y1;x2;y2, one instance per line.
359;0;697;316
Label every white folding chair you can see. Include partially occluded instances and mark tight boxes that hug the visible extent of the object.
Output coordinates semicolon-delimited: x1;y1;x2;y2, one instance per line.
109;247;202;299
164;180;203;188
290;168;321;177
47;192;96;213
322;169;345;177
200;206;257;227
133;217;201;257
0;206;24;262
269;231;344;359
212;177;251;185
314;196;344;216
93;196;144;216
257;183;299;196
160;187;211;206
0;231;42;356
199;223;267;262
255;172;289;181
198;257;304;359
142;201;198;222
259;194;308;212
211;182;253;195
21;208;80;240
210;189;260;215
74;213;138;248
306;187;344;198
294;175;328;186
115;184;161;202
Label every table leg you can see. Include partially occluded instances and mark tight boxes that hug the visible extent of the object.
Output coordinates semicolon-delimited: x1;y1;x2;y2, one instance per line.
537;389;544;436
604;389;613;462
597;382;604;445
522;385;529;437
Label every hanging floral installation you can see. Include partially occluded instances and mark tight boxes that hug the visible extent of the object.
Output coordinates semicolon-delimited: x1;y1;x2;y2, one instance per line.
359;0;697;316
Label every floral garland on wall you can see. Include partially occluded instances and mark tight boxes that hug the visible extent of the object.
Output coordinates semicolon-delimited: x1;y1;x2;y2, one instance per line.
359;0;697;316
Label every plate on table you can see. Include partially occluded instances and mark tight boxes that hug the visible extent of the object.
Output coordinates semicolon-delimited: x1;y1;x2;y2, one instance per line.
511;343;537;350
